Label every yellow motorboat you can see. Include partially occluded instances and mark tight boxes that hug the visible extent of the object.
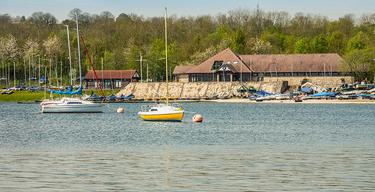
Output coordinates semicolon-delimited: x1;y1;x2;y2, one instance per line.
138;104;184;121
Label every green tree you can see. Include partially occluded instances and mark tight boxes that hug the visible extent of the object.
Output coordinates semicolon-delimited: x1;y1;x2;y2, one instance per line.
347;31;369;52
343;48;375;81
230;29;246;53
328;31;345;54
245;38;272;54
262;32;287;53
147;38;165;81
123;45;141;70
294;38;310;53
310;35;328;53
103;50;115;70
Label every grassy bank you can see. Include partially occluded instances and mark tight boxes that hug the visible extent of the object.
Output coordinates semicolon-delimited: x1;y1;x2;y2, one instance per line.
0;91;50;102
0;89;120;102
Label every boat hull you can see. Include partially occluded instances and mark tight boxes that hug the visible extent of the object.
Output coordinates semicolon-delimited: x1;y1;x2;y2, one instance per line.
138;111;184;121
41;103;104;113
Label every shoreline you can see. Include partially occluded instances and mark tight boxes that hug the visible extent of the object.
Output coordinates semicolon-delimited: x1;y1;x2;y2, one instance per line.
209;98;375;104
2;91;375;104
4;99;375;105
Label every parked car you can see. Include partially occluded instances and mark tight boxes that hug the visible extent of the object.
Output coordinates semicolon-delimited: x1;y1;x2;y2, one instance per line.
1;89;14;95
27;86;43;92
8;85;26;91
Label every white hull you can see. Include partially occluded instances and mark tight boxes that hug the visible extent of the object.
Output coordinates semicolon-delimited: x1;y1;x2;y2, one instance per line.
41;103;104;113
40;98;104;113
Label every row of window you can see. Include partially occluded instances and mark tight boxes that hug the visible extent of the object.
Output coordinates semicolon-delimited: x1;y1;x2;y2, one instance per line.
186;72;347;82
86;80;129;88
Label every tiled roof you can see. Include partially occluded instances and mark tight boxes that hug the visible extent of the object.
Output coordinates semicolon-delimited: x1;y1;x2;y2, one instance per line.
239;53;343;73
173;65;195;75
173;48;343;75
85;70;138;80
184;48;251;74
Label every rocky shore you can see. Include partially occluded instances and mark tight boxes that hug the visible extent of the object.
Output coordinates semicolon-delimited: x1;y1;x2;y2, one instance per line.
117;82;284;100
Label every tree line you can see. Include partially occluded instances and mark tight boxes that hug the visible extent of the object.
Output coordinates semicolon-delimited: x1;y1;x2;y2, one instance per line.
0;8;374;86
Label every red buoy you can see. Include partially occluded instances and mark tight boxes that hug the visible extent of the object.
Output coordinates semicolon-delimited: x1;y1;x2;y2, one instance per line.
192;114;203;123
117;107;125;113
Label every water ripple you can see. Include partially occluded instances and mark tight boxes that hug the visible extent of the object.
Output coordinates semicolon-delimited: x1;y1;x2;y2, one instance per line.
0;102;374;191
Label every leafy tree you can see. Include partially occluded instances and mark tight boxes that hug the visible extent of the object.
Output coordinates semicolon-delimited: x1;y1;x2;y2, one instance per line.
103;50;115;70
245;38;272;54
343;48;375;81
43;35;61;57
347;31;369;52
0;14;12;23
1;8;375;85
23;39;39;85
28;12;57;26
262;31;287;53
230;29;246;53
147;38;165;81
2;34;19;86
3;34;19;62
43;35;61;84
310;35;328;53
294;38;310;53
116;13;132;23
328;31;345;54
123;47;139;70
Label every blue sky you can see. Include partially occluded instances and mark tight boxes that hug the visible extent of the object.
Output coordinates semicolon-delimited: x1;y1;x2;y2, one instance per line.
1;0;374;22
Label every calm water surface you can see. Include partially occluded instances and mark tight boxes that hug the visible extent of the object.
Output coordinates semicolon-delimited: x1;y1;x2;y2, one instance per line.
0;102;374;191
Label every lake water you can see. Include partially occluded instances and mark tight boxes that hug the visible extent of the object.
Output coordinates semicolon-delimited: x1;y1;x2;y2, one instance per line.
0;102;374;191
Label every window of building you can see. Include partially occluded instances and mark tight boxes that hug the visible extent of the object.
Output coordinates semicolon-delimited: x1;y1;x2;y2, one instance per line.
115;80;122;88
211;61;223;71
104;80;112;89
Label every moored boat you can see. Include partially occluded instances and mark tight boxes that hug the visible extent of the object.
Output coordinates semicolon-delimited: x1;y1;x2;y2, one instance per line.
41;97;104;113
40;14;105;113
138;104;184;121
138;8;185;122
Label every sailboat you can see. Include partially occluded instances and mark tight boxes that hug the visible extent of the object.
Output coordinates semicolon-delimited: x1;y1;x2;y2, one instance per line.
138;8;184;121
40;14;104;113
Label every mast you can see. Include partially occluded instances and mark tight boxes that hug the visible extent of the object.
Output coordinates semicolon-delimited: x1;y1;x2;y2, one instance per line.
146;59;149;82
75;13;82;87
65;25;73;85
13;61;16;87
165;7;169;105
60;60;63;85
28;56;31;87
38;56;41;87
44;66;47;99
140;53;143;83
101;57;104;88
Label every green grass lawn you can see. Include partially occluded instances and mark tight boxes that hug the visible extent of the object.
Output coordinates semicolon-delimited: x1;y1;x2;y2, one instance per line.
0;91;50;102
0;89;120;102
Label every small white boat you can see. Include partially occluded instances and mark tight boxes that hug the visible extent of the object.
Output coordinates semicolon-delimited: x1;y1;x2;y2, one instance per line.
40;97;104;113
138;104;184;121
40;14;105;114
137;8;186;122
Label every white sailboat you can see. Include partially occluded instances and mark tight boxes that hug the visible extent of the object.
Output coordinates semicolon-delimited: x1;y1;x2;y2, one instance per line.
40;14;104;113
41;97;104;113
138;8;184;121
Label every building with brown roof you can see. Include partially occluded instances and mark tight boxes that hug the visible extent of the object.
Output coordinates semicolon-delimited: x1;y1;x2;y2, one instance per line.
85;70;140;89
173;48;352;86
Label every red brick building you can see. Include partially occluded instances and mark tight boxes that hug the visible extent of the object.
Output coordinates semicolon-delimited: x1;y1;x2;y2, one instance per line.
85;70;140;89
